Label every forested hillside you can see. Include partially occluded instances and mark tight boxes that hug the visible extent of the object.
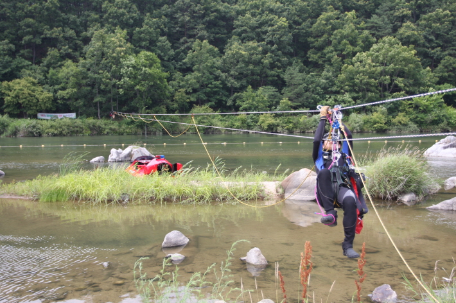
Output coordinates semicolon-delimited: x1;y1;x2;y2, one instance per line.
1;0;456;133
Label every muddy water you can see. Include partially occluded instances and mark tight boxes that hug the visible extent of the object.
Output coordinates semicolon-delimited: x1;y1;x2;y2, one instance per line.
1;134;456;303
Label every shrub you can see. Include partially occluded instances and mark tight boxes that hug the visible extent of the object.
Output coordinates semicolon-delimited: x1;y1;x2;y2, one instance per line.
363;146;439;200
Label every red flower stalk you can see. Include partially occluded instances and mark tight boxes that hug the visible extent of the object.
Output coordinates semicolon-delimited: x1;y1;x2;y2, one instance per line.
355;242;367;302
300;241;313;300
278;270;287;303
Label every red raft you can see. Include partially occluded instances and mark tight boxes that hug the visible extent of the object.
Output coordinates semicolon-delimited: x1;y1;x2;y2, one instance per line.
126;155;183;176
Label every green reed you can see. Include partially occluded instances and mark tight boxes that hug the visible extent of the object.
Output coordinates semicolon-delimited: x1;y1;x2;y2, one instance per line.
361;145;439;200
0;161;287;204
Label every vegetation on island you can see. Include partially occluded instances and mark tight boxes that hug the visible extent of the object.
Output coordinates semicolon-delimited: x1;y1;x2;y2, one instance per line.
1;0;456;135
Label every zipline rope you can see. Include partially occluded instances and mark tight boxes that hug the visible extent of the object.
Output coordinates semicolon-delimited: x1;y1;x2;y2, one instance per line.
118;112;456;141
191;115;315;208
114;87;456;117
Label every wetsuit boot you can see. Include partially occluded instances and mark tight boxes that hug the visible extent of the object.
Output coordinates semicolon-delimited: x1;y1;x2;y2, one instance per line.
320;209;337;226
342;242;360;258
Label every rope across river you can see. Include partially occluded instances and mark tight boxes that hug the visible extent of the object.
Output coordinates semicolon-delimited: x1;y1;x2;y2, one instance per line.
117;90;452;302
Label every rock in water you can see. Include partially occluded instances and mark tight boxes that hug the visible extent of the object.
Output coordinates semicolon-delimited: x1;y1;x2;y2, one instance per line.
371;284;397;303
281;168;317;201
443;176;456;190
424;136;456;158
90;156;105;163
240;247;267;265
162;230;189;248
426;197;456;211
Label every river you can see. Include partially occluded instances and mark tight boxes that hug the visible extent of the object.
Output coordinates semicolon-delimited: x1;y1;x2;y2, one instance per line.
0;134;455;303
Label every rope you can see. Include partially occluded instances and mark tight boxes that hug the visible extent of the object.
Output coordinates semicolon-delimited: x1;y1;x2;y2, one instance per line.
114;87;456;117
119;113;456;141
339;124;441;303
152;115;192;138
191;115;315;208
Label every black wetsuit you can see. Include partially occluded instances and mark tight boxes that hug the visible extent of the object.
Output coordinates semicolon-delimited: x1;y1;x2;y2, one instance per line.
312;119;368;249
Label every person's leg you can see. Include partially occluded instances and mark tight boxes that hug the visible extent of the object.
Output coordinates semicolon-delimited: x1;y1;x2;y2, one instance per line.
338;187;359;258
316;169;337;226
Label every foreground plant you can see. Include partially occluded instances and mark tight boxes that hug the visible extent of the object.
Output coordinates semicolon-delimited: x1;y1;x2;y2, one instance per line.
134;240;248;302
354;243;366;302
403;260;456;303
362;145;439;200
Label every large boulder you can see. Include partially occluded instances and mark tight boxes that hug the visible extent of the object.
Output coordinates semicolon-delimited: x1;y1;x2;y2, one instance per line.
108;148;124;162
108;146;153;162
281;168;316;201
0;170;4;176
424;136;456;158
443;177;456;190
426;197;456;211
371;284;397;303
131;147;153;161
162;230;190;248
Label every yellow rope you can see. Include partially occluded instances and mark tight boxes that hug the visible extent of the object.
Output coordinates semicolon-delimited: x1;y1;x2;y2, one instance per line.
339;123;440;303
153;115;192;138
191;115;314;208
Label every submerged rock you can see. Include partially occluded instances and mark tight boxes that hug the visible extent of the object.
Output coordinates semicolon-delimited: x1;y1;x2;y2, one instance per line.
424;136;456;158
371;284;397;303
426;197;456;211
281;168;317;201
162;230;189;248
240;247;267;265
166;253;185;264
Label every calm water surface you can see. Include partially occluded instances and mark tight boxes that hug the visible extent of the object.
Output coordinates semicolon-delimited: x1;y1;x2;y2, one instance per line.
1;134;456;303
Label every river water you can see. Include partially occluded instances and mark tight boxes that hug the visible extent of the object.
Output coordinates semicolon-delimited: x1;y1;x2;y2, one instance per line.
0;134;456;303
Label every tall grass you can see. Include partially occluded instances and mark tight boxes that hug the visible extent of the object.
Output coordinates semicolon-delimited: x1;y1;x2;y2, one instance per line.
0;161;287;204
403;260;456;303
361;145;439;200
134;240;248;303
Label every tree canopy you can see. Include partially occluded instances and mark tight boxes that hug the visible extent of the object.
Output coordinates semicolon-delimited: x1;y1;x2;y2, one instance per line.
0;0;455;123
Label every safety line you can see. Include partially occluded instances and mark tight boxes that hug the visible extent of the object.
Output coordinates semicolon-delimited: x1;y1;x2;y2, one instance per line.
120;113;456;141
114;87;456;117
191;115;315;208
339;125;441;303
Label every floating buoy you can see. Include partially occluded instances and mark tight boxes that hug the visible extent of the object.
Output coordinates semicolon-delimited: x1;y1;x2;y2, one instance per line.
122;144;124;147
385;140;387;144
164;143;166;146
402;140;404;143
41;145;44;147
243;142;245;145
61;144;63;147
261;142;263;145
368;141;370;144
144;143;147;146
184;143;186;145
20;145;22;148
298;141;300;144
419;140;421;144
103;144;106;147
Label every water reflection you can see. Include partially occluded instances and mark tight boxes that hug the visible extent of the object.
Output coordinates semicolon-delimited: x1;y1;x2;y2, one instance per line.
1;195;455;302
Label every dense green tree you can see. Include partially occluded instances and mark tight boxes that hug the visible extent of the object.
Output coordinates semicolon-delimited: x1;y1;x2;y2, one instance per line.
1;77;53;117
120;51;169;113
337;37;434;103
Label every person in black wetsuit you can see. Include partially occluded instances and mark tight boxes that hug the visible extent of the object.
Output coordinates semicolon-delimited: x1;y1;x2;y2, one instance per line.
312;106;368;258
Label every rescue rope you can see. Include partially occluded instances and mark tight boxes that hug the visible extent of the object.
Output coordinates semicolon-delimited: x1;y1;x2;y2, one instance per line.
338;124;441;303
117;112;456;141
191;115;315;208
114;87;456;117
